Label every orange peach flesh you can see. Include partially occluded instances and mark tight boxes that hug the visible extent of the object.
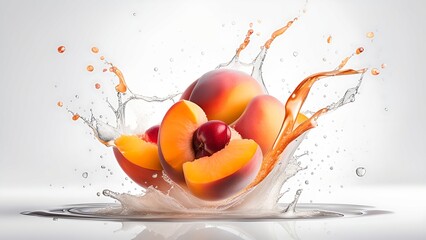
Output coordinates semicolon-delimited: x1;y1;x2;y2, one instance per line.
158;100;208;180
183;139;262;200
114;135;162;170
295;113;308;128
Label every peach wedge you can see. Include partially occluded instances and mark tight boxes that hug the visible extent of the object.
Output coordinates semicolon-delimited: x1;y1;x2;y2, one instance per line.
183;139;262;200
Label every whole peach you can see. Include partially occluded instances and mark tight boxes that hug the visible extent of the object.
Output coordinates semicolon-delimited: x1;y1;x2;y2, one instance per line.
188;69;264;124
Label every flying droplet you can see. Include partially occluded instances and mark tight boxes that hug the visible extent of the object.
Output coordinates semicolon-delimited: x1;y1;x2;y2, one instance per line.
371;68;380;76
356;167;366;177
100;56;105;61
154;67;158;72
305;180;309;185
327;35;332;44
96;192;101;196
293;51;299;57
366;31;375;38
57;46;66;53
356;47;364;55
91;47;99;54
152;173;158;178
87;65;94;72
95;83;101;89
57;101;63;107
82;172;88;178
381;63;387;69
72;114;80;121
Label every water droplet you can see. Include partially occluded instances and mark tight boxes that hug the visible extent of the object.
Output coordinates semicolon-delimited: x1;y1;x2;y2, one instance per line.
95;83;101;89
91;47;99;54
384;107;388;111
82;172;88;178
152;173;158;178
100;56;105;61
381;63;387;69
280;58;284;62
330;166;334;170
366;31;375;38
169;58;174;62
356;167;366;177
305;180;309;185
57;101;63;107
57;46;66;53
101;165;105;169
327;35;332;44
132;12;136;16
231;21;236;25
322;57;327;62
201;51;205;56
153;67;158;72
87;65;94;72
96;192;101;196
293;51;299;57
323;135;327;139
53;217;58;221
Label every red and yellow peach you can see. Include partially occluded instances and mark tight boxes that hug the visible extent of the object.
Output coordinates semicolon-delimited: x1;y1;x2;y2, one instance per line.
183;69;265;124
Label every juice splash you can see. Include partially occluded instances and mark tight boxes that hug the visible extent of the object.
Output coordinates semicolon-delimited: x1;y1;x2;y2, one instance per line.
52;16;372;217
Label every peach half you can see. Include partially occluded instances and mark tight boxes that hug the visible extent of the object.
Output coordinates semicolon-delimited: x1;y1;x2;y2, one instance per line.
183;139;262;200
113;135;168;191
158;100;208;182
186;69;264;124
233;95;309;154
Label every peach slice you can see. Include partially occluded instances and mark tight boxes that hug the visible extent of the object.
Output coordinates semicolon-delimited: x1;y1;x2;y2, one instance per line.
114;135;168;190
183;139;262;200
188;69;264;124
158;100;208;182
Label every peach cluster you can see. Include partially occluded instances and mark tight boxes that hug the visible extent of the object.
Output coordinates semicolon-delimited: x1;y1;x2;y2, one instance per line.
113;69;305;200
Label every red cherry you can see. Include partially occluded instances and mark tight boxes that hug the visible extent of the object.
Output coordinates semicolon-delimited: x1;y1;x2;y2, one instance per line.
192;120;231;158
144;125;160;144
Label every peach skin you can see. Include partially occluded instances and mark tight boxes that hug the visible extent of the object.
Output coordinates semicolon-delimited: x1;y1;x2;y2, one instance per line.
188;69;264;124
233;95;309;154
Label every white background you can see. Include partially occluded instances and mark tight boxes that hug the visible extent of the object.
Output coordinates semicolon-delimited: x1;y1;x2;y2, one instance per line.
1;0;426;239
